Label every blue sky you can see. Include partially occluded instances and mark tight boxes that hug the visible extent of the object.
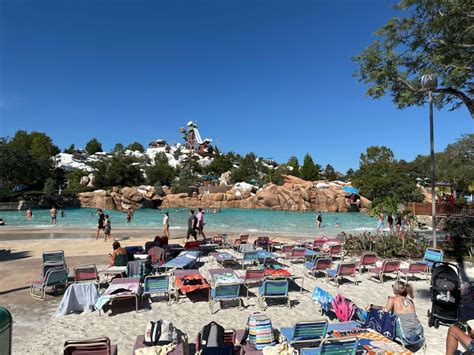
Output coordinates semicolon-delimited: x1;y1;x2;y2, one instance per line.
1;0;472;172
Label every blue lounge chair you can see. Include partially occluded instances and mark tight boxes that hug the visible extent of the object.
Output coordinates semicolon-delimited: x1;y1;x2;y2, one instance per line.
416;248;444;269
300;337;358;355
42;250;65;264
143;275;174;305
280;320;328;348
30;267;69;300
209;283;242;314
162;250;200;270
257;278;290;310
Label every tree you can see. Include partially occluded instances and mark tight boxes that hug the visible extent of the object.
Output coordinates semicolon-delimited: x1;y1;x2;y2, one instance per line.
112;143;125;155
9;130;60;160
345;168;355;180
93;156;144;188
146;152;176;186
353;146;423;202
64;144;75;154
85;138;103;155
287;156;300;177
126;142;145;152
353;0;473;118
299;154;321;181
206;151;234;176
231;153;261;184
42;178;56;195
323;164;338;181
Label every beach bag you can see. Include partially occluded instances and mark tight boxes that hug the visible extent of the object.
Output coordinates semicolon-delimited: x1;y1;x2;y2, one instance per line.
243;312;275;350
331;294;356;322
144;320;175;346
362;309;397;340
200;321;225;348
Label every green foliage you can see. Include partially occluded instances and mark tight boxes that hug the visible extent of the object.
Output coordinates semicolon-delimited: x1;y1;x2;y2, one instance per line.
368;196;399;217
206;151;235;176
85;138;103;155
230;153;262;184
265;165;289;186
343;232;426;259
64;169;91;193
0;136;52;193
353;146;423;202
299;154;321;181
42;178;56;195
323;164;337;181
126;142;145;152
353;0;473;117
64;144;75;154
9;130;60;160
112;143;125;155
93;156;144;188
146;152;176;186
171;169;198;194
345;168;355;181
287;156;300;177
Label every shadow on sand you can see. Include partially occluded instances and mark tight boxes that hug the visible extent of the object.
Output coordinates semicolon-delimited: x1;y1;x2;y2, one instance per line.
0;249;31;262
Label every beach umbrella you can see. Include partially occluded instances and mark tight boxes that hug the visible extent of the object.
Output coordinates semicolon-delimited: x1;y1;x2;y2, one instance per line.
343;186;359;194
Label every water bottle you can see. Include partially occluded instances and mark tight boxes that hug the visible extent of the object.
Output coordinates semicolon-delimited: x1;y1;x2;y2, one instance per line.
447;290;451;302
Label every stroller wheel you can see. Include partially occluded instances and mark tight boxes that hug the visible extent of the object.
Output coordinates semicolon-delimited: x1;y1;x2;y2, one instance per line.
434;319;440;329
428;317;434;328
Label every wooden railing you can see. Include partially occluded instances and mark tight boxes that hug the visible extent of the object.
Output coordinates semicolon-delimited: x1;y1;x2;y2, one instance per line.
406;202;474;218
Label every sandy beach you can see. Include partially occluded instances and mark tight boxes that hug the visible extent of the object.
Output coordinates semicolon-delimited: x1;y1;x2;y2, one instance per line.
1;228;473;355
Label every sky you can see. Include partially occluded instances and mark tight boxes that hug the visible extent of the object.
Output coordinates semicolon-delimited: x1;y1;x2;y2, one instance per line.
1;0;472;172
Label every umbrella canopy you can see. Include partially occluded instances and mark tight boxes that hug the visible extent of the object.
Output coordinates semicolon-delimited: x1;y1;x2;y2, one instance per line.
343;186;359;194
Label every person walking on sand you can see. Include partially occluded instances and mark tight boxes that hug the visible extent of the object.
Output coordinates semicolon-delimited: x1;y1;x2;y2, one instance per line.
186;209;198;241
26;208;33;220
96;208;105;240
316;212;323;228
104;214;111;242
50;206;57;225
197;208;206;239
162;212;170;238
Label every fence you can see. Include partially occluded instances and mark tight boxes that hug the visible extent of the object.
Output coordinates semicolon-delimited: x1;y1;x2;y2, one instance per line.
406;202;474;218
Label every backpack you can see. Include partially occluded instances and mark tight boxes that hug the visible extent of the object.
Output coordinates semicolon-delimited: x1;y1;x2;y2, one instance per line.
331;294;356;322
143;320;175;346
200;321;225;348
243;312;275;350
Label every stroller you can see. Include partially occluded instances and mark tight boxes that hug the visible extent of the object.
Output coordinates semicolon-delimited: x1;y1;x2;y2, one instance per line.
427;262;461;328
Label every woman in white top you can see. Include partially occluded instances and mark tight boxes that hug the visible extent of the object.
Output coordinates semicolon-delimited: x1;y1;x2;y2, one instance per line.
162;212;170;237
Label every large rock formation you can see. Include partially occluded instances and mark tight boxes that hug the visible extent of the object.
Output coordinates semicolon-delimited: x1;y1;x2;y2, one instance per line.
77;176;371;212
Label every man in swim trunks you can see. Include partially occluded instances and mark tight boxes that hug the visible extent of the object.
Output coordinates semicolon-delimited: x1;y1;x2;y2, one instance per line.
186;209;198;241
316;212;323;228
96;208;105;240
50;206;57;225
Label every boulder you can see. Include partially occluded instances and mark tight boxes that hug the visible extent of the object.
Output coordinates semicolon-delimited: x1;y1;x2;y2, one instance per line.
256;191;279;207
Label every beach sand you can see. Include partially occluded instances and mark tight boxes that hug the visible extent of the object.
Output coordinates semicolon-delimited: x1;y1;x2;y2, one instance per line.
1;228;473;354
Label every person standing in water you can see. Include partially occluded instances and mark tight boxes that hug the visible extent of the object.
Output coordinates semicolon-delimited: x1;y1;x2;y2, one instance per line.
26;208;33;220
96;209;105;240
162;212;170;238
126;208;133;223
60;209;65;218
316;212;323;228
50;206;57;225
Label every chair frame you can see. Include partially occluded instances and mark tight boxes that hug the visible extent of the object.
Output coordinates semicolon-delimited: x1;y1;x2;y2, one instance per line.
280;320;329;349
241;268;265;298
30;267;69;301
357;252;378;274
305;258;332;279
399;263;429;282
42;250;65;264
324;262;358;287
286;248;307;263
63;336;117;355
257;278;290;310
73;264;99;286
209;282;243;314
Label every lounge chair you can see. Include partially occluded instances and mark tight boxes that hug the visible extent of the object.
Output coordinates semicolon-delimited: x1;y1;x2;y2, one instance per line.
280;245;295;254
299;336;358;355
74;264;99;286
285;248;307;263
143;274;174;305
227;234;249;249
148;246;165;273
399;263;429;282
212;234;224;248
327;244;344;260
209;252;237;267
311;238;327;251
416;248;444;269
30;266;69;300
184;240;200;250
126;260;147;279
279;320;328;349
240;269;265;298
357;252;378;274
254;236;270;251
305;258;332;279
209;283;242;314
0;307;12;355
174;269;210;302
240;250;275;269
43;250;65;264
369;259;400;283
63;337;117;355
257;278;290;310
162;250;200;270
324;262;357;287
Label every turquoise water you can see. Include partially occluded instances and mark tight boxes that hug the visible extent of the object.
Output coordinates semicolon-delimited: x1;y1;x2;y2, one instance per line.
0;208;378;236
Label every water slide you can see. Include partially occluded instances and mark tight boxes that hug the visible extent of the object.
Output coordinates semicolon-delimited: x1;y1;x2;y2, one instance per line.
192;127;203;144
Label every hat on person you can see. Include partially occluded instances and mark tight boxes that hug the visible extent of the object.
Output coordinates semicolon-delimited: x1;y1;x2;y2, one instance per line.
467;320;474;329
